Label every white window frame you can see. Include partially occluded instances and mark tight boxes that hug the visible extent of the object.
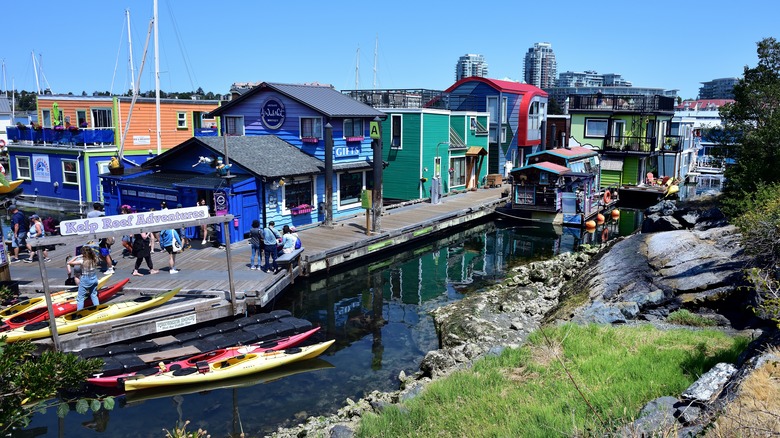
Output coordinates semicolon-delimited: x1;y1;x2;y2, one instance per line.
91;108;113;128
41;109;52;128
449;156;466;188
224;115;245;136
390;114;402;149
584;118;609;138
62;159;79;185
469;116;477;131
487;96;498;127
501;97;508;123
76;109;88;128
300;117;323;140
16;156;31;180
337;170;370;209
281;176;316;214
342;118;364;139
500;127;507;143
527;101;541;141
177;112;187;129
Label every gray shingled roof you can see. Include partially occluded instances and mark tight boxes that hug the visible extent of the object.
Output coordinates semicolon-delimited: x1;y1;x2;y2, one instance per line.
210;82;386;119
145;136;324;179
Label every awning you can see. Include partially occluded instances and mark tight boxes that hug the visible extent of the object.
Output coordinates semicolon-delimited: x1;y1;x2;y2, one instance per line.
600;157;624;171
466;146;487;156
333;160;375;172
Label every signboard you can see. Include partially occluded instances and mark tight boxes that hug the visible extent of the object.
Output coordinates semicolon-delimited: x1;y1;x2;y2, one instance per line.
214;190;229;216
361;189;372;209
133;135;151;145
32;154;51;183
59;206;209;236
334;146;360;158
369;121;381;139
156;314;197;332
261;97;286;130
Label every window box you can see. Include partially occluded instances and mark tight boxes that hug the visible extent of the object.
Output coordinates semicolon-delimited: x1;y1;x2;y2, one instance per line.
290;204;312;215
301;137;320;143
346;136;364;142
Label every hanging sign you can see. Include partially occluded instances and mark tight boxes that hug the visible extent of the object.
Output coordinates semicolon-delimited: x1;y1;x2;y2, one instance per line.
32;154;51;183
59;206;209;235
261;98;286;130
369;121;381;139
214;190;229;216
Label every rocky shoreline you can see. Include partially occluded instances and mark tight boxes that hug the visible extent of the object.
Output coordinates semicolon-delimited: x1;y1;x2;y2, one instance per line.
271;201;778;438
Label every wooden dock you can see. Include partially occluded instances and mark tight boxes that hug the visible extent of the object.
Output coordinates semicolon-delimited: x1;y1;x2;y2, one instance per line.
8;187;507;350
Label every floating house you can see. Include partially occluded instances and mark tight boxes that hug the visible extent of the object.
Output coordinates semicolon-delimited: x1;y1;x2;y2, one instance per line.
567;93;676;188
100;82;386;244
503;146;609;226
4;95;219;212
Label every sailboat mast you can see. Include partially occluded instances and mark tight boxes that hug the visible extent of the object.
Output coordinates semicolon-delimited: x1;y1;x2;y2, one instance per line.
31;51;40;94
153;0;161;155
355;47;360;90
126;9;136;95
373;36;377;89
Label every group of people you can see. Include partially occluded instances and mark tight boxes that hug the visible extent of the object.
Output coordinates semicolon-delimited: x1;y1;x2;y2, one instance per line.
8;204;53;264
248;220;300;273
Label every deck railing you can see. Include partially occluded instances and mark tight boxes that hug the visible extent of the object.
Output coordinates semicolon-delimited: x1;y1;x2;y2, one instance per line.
568;94;675;113
7;126;114;146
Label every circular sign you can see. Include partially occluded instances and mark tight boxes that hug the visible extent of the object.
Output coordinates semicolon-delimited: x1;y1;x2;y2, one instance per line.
213;190;228;214
261;98;286;130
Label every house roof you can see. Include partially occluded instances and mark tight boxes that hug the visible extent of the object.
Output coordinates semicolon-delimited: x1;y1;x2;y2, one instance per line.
0;98;11;114
209;82;386;119
445;77;548;97
527;146;597;161
514;161;571;175
600;157;624;171
466;146;488;156
145;135;324;179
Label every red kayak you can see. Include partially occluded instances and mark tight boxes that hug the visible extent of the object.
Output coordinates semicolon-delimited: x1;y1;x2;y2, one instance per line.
88;326;321;388
0;278;130;332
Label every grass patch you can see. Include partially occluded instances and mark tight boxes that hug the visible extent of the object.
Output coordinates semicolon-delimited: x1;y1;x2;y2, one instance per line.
666;309;717;327
357;324;748;437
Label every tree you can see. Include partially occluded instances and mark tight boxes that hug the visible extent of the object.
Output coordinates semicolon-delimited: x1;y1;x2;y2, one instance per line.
719;37;780;200
547;98;564;115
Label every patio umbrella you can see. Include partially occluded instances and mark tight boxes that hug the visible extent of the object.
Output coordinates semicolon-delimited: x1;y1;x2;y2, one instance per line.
52;102;60;126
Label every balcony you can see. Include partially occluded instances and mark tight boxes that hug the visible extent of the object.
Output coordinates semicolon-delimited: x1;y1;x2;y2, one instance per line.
194;128;218;137
7;126;114;146
568;94;675;113
602;135;657;153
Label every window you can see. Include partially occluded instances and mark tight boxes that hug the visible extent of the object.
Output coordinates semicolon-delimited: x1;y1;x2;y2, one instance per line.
539;172;549;185
527;101;541;141
391;114;402;149
225;116;244;135
76;110;88;128
339;172;363;207
584;119;608;137
489;127;498;143
487;96;498;126
16;156;31;180
469;117;477;131
450;156;466;187
91;108;113;128
343;118;363;138
501;97;508;123
612;120;625;146
283;178;313;210
62;159;78;185
41;110;52;128
300;117;323;140
177;112;187;129
500;127;507;143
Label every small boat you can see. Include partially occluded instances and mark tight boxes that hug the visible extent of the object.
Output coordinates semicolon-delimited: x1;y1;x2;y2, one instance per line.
88;326;321;388
2;288;180;343
0;274;114;321
123;339;335;391
0;179;23;194
0;278;129;332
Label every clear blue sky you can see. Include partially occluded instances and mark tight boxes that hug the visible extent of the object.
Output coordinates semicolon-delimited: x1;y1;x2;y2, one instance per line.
2;0;776;100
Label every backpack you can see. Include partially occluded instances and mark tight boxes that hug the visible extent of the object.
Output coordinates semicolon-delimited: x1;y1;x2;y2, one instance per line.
294;237;302;250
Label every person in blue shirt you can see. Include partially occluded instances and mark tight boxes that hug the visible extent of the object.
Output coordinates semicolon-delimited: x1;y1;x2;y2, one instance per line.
159;228;183;274
9;205;29;263
261;221;281;273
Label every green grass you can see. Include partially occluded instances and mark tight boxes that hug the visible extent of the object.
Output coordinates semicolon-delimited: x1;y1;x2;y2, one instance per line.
357;324;748;438
666;309;717;327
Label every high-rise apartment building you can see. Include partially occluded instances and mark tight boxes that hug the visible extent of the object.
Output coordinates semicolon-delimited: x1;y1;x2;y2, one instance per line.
455;54;489;81
698;77;738;99
523;42;557;88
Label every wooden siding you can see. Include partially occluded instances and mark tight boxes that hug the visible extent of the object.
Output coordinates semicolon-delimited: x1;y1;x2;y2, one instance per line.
601;169;622;188
623;156;640;185
116;100;220;152
383;112;422;201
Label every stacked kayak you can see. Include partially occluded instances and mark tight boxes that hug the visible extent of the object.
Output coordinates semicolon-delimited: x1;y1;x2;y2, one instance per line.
2;288;180;343
88;326;321;388
0;274;113;321
123;339;334;391
0;278;130;332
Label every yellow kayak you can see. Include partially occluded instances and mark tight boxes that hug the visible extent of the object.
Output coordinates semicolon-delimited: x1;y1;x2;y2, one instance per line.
124;339;334;391
0;179;23;194
2;288;180;343
0;274;113;321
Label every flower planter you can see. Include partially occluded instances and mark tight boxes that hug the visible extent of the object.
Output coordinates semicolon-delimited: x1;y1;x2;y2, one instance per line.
290;204;312;216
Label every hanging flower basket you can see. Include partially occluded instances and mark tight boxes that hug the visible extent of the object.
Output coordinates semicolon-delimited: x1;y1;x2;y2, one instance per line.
420;177;428;183
301;137;320;143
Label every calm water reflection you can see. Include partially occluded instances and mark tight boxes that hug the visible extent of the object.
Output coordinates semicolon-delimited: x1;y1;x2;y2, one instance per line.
24;216;635;437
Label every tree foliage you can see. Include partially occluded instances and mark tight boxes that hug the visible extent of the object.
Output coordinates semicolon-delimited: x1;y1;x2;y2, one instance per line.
720;37;780;202
0;338;104;433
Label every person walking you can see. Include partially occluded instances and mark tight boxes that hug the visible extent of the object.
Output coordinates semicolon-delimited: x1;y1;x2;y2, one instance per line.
261;221;281;273
197;199;210;245
248;220;263;270
9;204;29;263
159;228;182;274
67;246;99;310
25;214;51;263
131;232;158;276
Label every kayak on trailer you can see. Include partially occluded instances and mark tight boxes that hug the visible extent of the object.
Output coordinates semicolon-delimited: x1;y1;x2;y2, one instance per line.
2;288;181;343
0;278;130;332
88;327;322;388
0;273;114;321
123;339;335;391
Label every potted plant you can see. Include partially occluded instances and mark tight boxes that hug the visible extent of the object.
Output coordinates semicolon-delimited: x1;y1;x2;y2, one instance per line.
420;177;428;183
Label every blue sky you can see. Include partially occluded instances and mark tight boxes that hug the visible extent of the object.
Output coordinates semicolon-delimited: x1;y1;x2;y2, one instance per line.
2;0;776;100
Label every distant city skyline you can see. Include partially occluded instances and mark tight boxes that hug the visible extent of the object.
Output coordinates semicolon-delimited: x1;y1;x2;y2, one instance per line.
0;0;771;100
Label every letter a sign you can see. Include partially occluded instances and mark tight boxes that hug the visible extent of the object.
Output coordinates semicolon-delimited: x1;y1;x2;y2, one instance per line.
369;121;381;139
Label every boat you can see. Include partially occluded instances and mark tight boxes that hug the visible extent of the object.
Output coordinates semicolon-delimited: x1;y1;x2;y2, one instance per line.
0;179;23;194
497;146;617;226
618;179;680;208
125;357;335;404
0;274;113;320
123;339;335;391
0;278;129;332
2;288;180;343
87;326;321;388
